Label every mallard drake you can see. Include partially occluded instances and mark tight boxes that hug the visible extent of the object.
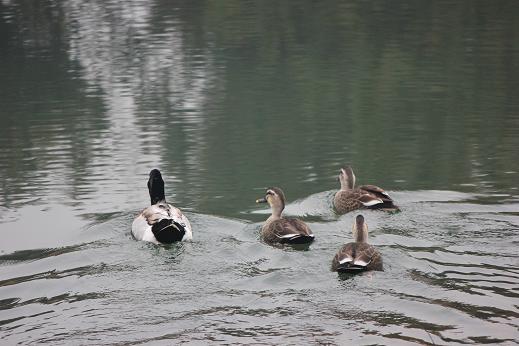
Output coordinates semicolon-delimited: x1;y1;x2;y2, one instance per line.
131;169;192;244
331;215;383;272
333;166;399;214
255;187;315;245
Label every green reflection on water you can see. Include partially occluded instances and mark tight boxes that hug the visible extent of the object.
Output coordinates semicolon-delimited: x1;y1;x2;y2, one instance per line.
0;1;518;217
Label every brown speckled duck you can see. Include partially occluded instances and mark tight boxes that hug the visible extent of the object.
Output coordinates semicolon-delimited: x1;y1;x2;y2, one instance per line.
333;166;399;214
256;187;315;245
331;215;383;272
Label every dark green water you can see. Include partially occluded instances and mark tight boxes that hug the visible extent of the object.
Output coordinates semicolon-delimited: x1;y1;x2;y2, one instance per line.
1;1;518;344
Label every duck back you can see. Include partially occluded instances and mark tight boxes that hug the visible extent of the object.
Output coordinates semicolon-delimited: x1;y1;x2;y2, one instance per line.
261;218;314;245
331;242;383;272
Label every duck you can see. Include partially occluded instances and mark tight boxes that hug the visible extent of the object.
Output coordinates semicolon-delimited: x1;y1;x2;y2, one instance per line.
255;187;315;245
131;169;192;244
331;214;383;272
333;166;399;214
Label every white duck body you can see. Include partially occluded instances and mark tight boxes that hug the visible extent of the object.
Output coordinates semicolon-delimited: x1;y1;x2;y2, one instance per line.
132;202;192;243
132;169;193;244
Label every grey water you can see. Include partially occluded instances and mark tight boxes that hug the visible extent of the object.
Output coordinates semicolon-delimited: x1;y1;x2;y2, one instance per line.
1;1;518;344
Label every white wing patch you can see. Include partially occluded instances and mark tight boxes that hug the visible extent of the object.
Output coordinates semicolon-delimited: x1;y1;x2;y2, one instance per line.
361;198;383;206
353;259;371;266
339;256;353;264
280;233;299;238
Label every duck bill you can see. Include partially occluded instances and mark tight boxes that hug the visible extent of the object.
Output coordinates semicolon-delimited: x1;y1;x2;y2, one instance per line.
256;197;267;203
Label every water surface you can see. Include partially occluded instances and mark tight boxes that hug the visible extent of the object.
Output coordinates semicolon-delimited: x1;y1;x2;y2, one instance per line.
1;1;518;344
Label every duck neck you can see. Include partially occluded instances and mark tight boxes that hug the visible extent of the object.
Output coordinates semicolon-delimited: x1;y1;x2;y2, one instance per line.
339;177;354;192
267;205;283;222
353;225;368;243
151;195;165;205
149;181;165;205
339;180;351;192
355;230;367;243
340;168;355;191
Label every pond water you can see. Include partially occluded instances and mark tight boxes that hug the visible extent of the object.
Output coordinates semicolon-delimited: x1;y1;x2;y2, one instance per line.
1;1;518;344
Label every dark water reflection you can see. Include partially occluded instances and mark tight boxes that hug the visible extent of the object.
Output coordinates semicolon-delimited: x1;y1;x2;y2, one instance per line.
1;0;518;344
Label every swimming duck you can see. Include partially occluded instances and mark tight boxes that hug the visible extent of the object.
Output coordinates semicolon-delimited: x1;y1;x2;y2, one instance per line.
333;166;399;214
131;169;192;244
331;215;383;272
256;187;315;245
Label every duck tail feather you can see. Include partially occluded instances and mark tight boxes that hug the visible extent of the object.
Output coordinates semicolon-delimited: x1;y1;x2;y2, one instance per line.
337;263;368;272
152;219;186;243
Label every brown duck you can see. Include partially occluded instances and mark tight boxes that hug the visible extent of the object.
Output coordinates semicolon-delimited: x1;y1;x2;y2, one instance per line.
256;187;315;245
331;215;383;272
333;166;399;214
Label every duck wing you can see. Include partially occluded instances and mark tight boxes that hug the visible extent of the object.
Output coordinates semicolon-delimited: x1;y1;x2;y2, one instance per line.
357;193;384;207
141;203;172;224
334;190;383;214
166;204;193;240
267;218;314;244
358;185;393;201
332;242;383;272
359;185;399;211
